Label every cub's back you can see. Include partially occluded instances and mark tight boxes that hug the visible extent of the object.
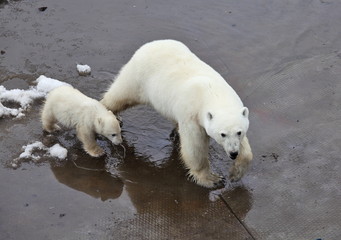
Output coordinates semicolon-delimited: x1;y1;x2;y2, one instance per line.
47;86;94;107
46;86;102;125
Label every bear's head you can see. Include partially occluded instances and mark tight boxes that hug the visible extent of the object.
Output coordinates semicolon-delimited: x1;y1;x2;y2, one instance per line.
95;111;122;145
204;107;249;160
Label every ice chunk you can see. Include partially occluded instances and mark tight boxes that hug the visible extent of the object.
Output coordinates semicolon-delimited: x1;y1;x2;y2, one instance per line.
76;64;91;76
48;143;68;159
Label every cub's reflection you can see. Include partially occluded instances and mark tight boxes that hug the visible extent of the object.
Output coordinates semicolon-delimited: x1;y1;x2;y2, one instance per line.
51;154;124;201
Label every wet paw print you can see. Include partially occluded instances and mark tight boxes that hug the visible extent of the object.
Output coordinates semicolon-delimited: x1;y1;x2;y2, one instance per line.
261;153;279;162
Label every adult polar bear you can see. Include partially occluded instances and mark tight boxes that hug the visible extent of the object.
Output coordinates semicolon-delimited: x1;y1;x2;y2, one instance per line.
101;40;253;188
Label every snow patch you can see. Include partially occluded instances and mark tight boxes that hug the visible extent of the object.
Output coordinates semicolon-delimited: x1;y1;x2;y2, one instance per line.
0;75;70;118
35;75;71;94
0;102;20;118
11;141;68;168
19;141;46;160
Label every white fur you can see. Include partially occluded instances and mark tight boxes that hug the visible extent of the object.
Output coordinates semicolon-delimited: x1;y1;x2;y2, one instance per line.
41;86;122;157
101;40;252;187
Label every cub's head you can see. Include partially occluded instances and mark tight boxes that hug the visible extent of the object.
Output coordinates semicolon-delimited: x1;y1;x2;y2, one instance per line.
95;111;122;145
204;107;249;160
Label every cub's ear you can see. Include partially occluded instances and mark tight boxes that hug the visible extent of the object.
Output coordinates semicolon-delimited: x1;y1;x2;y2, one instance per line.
97;117;104;127
207;112;213;120
241;107;249;118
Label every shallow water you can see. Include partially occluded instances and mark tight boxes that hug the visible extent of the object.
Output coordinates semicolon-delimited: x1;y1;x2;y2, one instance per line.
1;0;340;239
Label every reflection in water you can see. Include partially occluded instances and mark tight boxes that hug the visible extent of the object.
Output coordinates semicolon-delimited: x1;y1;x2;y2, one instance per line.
39;124;254;237
49;130;253;218
221;186;254;220
51;157;124;201
49;130;124;201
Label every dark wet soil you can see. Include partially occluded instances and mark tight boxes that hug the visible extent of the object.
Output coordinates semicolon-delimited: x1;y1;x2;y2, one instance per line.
1;0;340;239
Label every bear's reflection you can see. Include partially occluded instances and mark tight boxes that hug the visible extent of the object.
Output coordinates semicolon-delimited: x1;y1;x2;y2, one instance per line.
50;135;253;221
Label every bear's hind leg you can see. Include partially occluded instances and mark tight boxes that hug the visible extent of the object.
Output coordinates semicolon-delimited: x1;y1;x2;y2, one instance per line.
229;136;253;181
76;126;104;157
179;123;225;188
41;106;60;133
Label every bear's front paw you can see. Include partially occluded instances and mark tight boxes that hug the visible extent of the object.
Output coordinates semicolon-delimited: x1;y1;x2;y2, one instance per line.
85;146;105;157
213;176;226;189
190;170;226;189
229;164;246;182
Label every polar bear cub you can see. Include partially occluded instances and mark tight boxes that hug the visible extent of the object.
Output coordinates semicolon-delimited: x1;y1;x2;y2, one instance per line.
41;85;122;157
101;39;253;188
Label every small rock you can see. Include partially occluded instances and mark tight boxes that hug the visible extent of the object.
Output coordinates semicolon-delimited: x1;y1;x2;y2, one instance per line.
38;7;47;12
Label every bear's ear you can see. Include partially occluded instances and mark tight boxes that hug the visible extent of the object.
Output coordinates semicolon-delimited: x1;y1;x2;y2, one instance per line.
207;112;213;120
241;107;249;118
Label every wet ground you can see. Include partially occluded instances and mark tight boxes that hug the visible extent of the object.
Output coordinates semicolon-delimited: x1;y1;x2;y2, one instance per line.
1;0;340;239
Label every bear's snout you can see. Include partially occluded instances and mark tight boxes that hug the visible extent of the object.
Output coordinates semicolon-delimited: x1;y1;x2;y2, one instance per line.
230;151;238;160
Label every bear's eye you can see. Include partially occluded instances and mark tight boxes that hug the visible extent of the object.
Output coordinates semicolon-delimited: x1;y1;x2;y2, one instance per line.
112;134;116;137
221;133;226;138
237;131;242;136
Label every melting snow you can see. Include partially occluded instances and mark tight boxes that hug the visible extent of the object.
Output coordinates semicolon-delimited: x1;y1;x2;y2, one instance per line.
19;141;46;160
12;141;68;168
35;75;71;94
76;64;91;76
0;75;70;118
0;102;20;118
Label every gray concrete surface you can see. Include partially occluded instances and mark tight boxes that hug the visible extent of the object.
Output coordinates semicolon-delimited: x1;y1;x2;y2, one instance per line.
1;0;340;239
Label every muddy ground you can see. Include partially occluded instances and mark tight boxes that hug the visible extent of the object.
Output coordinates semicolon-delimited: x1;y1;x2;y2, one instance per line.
1;0;340;239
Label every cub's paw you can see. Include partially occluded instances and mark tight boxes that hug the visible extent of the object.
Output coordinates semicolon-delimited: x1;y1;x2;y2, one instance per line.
52;124;61;132
85;146;105;157
43;124;61;133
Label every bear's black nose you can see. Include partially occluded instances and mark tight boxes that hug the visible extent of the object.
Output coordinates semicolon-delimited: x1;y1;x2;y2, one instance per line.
230;152;238;159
